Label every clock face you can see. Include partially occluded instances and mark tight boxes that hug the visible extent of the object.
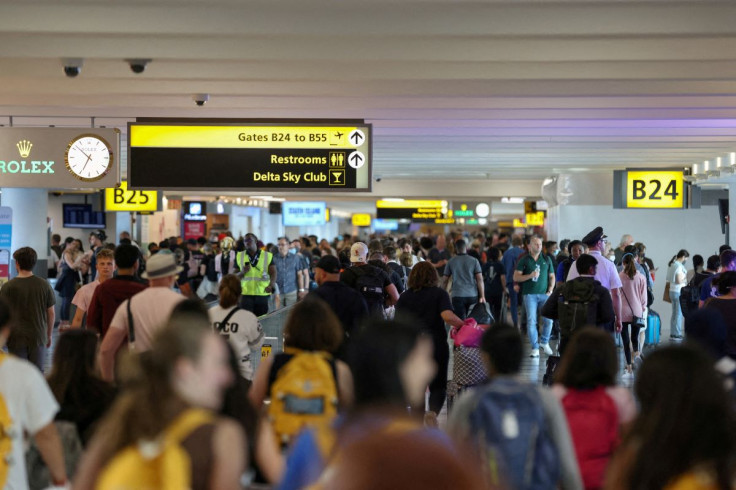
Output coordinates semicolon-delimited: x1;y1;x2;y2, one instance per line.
65;135;113;182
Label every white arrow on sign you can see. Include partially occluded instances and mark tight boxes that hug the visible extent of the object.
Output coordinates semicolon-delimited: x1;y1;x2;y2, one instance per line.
348;151;365;169
349;129;365;146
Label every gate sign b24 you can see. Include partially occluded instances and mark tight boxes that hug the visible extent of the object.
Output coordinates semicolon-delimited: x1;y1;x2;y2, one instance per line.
620;170;685;209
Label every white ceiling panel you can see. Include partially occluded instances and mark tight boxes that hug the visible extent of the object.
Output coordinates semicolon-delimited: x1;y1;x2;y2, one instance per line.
2;0;736;187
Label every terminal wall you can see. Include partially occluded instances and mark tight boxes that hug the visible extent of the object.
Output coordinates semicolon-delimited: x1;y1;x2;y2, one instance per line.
548;172;725;338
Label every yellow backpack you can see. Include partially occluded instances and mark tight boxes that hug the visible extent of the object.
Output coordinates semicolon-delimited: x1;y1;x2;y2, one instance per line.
95;408;213;490
268;348;339;447
0;353;13;488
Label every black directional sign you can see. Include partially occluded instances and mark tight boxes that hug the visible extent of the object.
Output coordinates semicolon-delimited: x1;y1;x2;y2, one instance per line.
128;121;372;191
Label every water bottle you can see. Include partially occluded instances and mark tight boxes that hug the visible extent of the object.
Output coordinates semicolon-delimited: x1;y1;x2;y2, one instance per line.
532;264;540;282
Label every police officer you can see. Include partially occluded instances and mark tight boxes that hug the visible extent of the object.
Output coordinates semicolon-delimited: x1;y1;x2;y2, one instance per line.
235;233;276;316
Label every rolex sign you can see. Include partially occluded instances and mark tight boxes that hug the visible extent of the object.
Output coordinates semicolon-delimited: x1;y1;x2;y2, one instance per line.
0;128;120;189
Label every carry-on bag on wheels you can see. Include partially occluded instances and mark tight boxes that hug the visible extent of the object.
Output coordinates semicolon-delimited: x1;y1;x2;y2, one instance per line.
645;309;661;348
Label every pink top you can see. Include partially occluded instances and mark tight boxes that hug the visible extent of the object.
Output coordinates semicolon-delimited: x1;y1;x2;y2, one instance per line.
551;385;636;425
618;270;647;322
71;279;100;312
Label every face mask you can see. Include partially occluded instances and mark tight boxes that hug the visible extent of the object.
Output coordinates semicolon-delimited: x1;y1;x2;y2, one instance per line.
552;250;560;257
289;248;297;255
609;254;616;261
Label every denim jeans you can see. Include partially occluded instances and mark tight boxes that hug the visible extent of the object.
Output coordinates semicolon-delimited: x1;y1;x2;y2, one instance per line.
507;287;519;327
523;293;553;349
670;290;683;337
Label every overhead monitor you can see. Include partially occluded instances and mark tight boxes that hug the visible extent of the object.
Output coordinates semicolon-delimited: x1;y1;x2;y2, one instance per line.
283;202;326;226
63;204;106;229
376;200;449;222
373;219;399;231
128;121;372;191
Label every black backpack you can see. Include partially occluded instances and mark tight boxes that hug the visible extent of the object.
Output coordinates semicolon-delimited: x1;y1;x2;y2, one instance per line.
558;278;599;336
351;265;386;316
483;262;503;297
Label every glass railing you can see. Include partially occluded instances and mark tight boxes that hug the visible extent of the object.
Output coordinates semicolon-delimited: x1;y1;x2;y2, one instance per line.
251;303;295;372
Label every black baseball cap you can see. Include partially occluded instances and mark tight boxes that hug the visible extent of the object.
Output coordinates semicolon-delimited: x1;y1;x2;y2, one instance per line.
581;226;607;246
316;255;341;274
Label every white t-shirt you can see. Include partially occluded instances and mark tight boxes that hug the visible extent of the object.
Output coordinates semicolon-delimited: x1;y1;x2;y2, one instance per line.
667;261;688;293
71;279;100;312
209;305;264;380
567;250;623;291
0;354;59;490
109;287;185;352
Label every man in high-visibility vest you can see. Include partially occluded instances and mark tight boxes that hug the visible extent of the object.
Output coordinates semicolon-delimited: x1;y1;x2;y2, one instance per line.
235;233;277;316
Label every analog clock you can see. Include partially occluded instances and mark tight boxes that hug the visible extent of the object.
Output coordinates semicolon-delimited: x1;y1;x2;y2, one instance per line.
65;134;113;182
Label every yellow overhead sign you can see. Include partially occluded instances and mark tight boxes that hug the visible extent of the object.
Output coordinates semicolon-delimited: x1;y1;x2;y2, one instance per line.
130;125;363;150
526;211;545;226
376;200;446;209
513;219;526;228
626;171;684;209
105;181;158;212
352;214;372;227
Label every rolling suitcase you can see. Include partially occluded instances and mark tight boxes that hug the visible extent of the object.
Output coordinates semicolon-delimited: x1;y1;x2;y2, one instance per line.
645;309;661;348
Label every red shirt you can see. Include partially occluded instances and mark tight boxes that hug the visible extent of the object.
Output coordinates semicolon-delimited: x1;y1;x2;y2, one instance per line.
86;275;147;338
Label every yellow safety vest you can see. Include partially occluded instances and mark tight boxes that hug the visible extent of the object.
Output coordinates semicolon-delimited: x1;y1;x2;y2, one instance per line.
237;250;273;296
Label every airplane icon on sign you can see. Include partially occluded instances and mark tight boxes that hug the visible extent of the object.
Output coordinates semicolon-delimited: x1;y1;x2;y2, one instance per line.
330;131;344;146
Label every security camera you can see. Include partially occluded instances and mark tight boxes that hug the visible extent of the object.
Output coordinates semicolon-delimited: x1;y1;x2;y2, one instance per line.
374;175;382;182
193;94;210;106
126;59;151;74
62;58;83;78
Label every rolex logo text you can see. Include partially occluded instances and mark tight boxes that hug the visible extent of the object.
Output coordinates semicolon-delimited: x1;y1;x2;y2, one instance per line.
0;138;53;174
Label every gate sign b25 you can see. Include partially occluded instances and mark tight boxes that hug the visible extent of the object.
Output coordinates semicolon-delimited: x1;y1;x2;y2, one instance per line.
616;170;685;209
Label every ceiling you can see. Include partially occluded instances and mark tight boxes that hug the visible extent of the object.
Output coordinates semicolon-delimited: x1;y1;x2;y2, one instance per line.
2;0;736;190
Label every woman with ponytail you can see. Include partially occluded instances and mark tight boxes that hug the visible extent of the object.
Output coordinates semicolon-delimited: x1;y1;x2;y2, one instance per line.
618;251;648;377
666;250;690;340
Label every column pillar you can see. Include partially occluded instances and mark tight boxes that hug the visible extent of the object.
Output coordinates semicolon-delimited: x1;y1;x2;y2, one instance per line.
729;181;736;248
1;188;49;277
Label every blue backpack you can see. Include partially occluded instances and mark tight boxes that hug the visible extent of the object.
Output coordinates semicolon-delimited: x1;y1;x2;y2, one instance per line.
466;378;560;490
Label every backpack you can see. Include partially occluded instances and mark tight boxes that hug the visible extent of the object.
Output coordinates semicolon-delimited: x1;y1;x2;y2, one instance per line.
95;409;214;490
467;302;493;325
558;278;599;337
484;263;503;297
0;355;12;488
560;387;619;489
268;349;339;447
351;266;386;316
467;378;560;490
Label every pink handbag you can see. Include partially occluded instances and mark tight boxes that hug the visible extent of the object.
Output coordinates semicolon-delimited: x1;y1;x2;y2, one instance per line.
450;318;489;348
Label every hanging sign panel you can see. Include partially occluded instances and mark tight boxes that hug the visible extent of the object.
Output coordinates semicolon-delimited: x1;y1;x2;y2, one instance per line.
105;181;159;212
613;169;686;209
0;128;120;189
128;121;372;191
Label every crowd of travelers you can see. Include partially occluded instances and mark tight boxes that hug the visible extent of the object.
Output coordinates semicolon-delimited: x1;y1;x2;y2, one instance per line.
0;226;734;489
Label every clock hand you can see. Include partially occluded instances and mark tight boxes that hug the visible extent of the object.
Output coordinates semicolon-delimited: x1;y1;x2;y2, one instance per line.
80;153;92;172
76;146;92;161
